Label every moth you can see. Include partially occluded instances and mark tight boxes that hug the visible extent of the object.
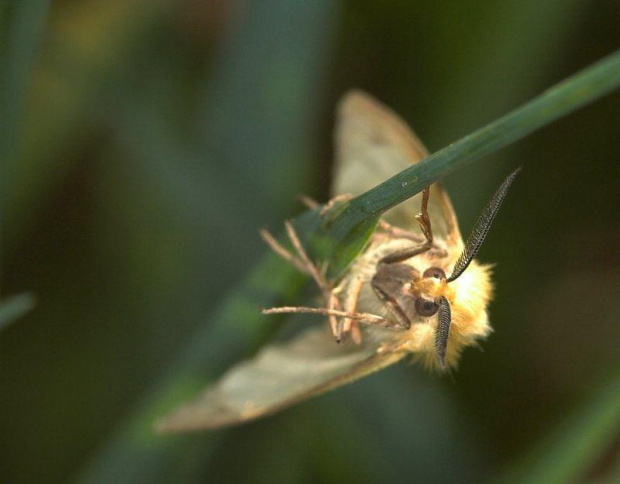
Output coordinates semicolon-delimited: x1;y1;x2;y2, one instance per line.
157;90;520;432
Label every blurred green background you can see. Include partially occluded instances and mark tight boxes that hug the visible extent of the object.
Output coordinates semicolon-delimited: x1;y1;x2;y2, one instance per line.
1;1;620;483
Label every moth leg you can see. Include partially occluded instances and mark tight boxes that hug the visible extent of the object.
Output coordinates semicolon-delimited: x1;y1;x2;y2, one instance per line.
415;186;434;244
338;277;364;344
261;222;331;299
297;194;319;209
297;193;352;215
262;221;356;338
376;187;434;265
283;221;331;299
260;229;308;273
327;284;344;338
261;306;389;327
370;281;411;330
376;220;425;243
372;202;439;330
320;193;353;216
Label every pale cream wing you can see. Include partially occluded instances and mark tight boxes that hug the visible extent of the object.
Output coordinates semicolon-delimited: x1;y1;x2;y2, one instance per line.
332;90;462;246
157;326;405;432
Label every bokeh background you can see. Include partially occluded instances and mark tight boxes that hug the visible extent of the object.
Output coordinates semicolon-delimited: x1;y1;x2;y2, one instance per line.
1;1;620;483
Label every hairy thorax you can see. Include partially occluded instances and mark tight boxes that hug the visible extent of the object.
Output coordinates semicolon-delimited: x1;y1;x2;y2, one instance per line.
343;234;494;369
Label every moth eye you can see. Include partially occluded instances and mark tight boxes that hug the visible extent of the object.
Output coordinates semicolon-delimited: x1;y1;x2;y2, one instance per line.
415;298;439;317
423;267;446;279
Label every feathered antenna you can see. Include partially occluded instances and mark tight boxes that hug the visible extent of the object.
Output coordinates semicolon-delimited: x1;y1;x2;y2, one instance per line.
447;167;522;282
436;167;521;368
435;296;452;369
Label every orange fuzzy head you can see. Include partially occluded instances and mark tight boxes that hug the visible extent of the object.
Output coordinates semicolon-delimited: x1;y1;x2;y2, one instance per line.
403;256;494;370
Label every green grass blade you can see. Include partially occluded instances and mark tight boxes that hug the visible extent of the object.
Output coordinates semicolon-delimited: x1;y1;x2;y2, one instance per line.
327;49;620;246
0;293;35;332
73;0;336;479
73;253;306;484
0;0;50;199
0;1;47;327
495;371;620;484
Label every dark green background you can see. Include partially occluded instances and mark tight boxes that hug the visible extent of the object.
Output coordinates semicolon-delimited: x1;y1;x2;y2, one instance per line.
1;1;619;483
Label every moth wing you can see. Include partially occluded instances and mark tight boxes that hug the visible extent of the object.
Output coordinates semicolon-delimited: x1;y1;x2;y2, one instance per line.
332;90;462;246
157;326;405;432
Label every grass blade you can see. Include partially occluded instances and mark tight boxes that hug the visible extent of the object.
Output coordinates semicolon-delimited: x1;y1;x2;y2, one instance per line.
0;0;50;212
327;50;620;247
0;1;47;331
0;293;35;332
73;253;306;484
495;371;620;484
0;0;50;153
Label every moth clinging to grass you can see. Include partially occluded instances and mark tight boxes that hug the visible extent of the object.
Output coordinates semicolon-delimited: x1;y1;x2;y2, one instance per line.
158;90;520;432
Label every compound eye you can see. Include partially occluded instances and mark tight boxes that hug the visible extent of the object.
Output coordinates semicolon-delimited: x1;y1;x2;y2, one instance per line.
423;267;446;279
415;297;439;317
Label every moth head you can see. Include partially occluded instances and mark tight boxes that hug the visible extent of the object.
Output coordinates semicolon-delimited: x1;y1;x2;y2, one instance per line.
417;168;521;370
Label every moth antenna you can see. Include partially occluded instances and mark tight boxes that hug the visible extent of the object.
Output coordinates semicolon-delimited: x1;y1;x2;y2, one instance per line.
435;296;452;370
447;167;521;282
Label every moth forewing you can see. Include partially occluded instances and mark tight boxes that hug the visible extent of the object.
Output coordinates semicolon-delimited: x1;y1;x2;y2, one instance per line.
157;326;405;432
157;90;516;433
333;90;462;244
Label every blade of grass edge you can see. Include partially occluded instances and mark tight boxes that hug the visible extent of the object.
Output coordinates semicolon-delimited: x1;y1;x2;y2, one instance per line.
0;293;35;332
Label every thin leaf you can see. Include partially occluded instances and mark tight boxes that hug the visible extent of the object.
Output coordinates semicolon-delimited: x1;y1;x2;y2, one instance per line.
326;50;620;252
0;0;50;156
495;370;620;484
0;1;46;330
72;251;306;484
3;1;176;246
0;293;36;332
0;0;50;221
